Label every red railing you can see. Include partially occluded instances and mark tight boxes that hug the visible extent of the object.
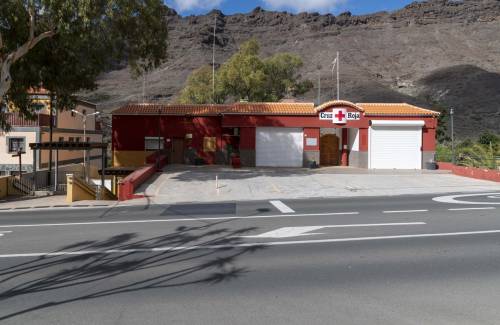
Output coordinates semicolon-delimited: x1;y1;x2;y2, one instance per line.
118;152;168;201
4;113;50;127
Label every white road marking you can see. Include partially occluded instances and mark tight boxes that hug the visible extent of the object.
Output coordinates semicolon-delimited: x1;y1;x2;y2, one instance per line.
0;205;115;213
269;200;295;213
433;192;500;205
2;229;500;259
240;222;426;238
383;209;429;214
448;207;496;211
0;231;12;237
0;211;360;229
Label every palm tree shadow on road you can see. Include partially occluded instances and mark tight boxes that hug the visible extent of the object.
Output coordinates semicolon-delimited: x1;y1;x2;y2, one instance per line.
0;220;265;321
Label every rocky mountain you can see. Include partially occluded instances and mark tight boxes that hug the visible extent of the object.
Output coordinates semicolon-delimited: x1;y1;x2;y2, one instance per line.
84;0;500;138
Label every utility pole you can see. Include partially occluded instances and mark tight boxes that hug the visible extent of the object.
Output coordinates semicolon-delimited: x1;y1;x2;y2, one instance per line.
212;15;216;103
72;109;100;182
11;148;23;178
48;94;54;186
450;108;455;164
157;108;161;170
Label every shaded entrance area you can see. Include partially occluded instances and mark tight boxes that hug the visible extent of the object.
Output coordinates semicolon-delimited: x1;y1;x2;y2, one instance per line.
171;138;185;164
320;134;340;166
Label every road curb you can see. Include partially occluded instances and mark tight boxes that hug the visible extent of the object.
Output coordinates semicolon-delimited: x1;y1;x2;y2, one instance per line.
0;203;114;212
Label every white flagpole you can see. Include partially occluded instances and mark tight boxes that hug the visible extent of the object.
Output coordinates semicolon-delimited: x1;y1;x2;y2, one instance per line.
331;57;337;100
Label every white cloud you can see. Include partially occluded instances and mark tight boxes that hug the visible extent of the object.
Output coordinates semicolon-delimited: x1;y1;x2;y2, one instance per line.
169;0;224;12
262;0;347;13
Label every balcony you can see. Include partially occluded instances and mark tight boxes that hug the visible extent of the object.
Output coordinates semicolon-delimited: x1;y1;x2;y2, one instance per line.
3;112;51;127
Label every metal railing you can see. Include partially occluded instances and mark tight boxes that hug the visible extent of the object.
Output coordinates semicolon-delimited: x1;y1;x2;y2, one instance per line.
8;177;33;196
3;112;51;127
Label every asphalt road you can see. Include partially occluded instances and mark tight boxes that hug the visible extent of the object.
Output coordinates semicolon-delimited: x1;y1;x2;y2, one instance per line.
1;191;500;324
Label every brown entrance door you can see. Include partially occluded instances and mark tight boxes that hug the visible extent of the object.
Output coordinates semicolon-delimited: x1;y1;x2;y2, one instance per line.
172;138;184;164
320;134;340;166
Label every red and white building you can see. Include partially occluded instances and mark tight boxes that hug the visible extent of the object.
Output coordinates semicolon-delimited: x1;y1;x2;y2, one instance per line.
111;100;439;169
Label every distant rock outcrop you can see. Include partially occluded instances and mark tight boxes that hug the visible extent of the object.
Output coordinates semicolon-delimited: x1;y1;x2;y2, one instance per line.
84;0;500;137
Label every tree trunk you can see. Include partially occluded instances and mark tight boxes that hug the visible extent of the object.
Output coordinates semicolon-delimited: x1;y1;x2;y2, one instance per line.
0;27;55;103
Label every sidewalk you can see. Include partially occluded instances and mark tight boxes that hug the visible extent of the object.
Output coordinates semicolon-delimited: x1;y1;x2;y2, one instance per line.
0;195;149;211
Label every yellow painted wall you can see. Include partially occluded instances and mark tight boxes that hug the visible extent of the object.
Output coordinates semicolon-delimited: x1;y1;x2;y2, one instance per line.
113;150;150;167
40;131;102;165
66;174;96;203
57;102;96;130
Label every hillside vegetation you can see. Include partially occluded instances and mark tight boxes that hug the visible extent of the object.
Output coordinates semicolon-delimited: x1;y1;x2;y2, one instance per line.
84;0;500;138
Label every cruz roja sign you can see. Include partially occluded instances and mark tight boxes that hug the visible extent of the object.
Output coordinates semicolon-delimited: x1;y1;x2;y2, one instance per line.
319;108;360;124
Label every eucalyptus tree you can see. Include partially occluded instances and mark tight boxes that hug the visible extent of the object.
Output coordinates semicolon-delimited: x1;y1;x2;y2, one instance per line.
179;39;312;104
0;0;169;129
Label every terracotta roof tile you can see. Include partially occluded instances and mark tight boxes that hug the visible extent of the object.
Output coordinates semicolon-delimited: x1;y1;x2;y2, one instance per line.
111;103;232;116
357;103;440;116
112;102;315;116
315;100;365;112
112;101;440;117
229;102;315;115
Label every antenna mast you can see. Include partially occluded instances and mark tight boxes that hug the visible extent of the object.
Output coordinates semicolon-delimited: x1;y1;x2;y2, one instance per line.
142;73;146;103
212;15;216;103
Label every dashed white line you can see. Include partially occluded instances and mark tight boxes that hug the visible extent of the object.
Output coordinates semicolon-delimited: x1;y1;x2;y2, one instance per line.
269;200;295;213
0;231;12;237
0;211;360;229
3;229;500;259
383;209;429;214
448;207;496;211
433;193;500;205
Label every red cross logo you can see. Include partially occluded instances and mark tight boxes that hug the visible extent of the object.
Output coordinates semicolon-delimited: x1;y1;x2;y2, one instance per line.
335;110;345;121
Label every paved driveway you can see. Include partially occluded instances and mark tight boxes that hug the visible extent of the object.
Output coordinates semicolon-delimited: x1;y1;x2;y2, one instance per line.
140;165;500;204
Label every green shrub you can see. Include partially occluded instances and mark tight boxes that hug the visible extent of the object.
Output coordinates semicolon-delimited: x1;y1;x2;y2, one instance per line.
436;144;453;162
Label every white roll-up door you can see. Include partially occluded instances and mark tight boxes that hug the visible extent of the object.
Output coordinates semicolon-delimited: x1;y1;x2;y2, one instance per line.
256;127;303;167
369;121;423;169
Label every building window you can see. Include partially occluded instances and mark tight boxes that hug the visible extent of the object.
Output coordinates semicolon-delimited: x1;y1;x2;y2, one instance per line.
86;137;90;143
75;137;80;143
58;137;64;142
7;137;26;153
145;137;164;151
69;137;74;142
203;137;216;152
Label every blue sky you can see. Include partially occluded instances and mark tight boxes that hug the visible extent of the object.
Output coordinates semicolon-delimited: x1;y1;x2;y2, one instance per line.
165;0;417;16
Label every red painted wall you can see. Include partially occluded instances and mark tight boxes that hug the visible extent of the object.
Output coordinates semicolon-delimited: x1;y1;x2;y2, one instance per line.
359;128;368;152
113;108;438;162
240;127;256;150
303;128;320;151
422;127;436;151
437;162;500;182
113;115;224;164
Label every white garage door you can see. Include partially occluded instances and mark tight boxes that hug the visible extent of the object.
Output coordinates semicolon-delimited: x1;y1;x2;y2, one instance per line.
256;127;304;167
369;121;423;169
